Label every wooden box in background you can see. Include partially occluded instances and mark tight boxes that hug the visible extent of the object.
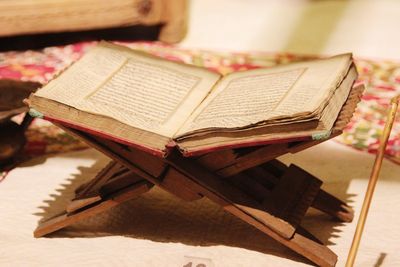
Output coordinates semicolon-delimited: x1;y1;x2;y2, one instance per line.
0;0;187;43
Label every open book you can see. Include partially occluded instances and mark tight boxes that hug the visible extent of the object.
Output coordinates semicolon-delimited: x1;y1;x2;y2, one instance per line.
28;42;358;157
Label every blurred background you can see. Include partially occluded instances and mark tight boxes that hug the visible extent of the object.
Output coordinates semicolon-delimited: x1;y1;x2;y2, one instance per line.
1;0;399;58
183;0;400;59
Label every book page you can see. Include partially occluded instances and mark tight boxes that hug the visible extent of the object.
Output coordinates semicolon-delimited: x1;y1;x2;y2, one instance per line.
175;54;351;136
35;42;221;138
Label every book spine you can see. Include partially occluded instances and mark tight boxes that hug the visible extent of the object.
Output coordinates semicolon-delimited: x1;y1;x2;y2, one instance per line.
33;112;167;158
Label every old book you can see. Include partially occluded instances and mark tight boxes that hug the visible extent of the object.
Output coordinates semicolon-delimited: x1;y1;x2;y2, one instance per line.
28;42;358;157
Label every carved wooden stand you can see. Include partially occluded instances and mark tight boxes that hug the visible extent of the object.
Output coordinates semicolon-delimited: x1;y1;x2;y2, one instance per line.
34;86;364;267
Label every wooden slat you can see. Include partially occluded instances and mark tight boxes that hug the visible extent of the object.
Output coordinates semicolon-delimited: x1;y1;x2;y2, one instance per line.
161;168;203;201
166;151;296;239
74;161;120;200
196;149;238;172
216;143;290;177
68;163;143;213
34;180;152;238
262;164;322;227
228;172;272;203
99;170;147;197
67;161;121;213
220;204;338;266
225;161;322;231
66;196;102;214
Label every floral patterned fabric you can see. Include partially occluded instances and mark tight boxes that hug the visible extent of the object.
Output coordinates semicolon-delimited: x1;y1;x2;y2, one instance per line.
1;41;400;179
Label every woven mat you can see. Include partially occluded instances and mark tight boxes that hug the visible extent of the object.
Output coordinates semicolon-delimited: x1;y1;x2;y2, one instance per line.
1;41;400;179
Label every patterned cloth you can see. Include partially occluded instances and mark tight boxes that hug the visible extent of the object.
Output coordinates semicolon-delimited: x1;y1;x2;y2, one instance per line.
1;41;400;179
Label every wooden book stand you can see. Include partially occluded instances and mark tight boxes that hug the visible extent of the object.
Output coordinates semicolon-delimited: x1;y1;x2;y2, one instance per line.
34;85;364;267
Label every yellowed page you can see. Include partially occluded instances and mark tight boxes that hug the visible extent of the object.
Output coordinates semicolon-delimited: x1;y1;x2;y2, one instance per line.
318;65;357;130
176;54;351;136
35;42;221;138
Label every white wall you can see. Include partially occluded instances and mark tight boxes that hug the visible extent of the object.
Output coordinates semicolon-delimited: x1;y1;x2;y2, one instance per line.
182;0;400;60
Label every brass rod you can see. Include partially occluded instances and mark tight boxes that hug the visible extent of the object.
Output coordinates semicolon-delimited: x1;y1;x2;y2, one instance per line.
346;95;400;267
